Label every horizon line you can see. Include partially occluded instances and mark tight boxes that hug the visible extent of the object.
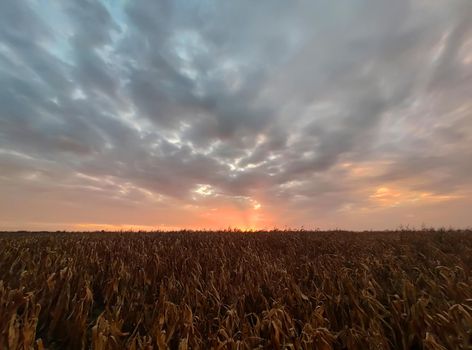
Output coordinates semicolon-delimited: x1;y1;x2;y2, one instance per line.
1;226;471;234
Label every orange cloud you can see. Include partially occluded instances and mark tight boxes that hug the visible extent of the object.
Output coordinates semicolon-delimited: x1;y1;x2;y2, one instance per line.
370;186;462;208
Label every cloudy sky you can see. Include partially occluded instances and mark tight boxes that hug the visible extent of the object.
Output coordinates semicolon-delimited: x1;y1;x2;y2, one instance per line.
1;0;471;231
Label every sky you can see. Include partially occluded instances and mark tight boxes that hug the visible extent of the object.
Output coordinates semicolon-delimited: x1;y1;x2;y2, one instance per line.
0;0;471;231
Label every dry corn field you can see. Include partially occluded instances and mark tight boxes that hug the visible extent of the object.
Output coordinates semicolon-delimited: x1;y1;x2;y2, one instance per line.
1;230;471;350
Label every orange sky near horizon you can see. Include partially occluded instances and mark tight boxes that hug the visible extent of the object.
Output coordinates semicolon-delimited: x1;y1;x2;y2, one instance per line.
1;177;470;231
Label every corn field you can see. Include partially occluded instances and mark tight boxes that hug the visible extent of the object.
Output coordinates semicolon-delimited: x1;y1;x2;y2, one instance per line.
0;230;471;349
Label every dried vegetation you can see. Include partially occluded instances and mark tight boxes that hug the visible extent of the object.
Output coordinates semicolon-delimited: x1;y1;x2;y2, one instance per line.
0;230;471;349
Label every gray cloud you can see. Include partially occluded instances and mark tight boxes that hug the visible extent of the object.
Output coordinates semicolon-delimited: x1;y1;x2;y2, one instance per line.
0;0;471;229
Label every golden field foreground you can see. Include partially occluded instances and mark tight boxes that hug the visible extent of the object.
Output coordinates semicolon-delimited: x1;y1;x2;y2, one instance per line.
1;230;471;350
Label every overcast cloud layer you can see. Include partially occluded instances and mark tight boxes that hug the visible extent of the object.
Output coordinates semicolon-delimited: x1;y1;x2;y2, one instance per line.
1;0;471;230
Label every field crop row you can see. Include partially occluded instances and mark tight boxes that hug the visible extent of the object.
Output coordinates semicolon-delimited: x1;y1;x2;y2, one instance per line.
0;230;471;349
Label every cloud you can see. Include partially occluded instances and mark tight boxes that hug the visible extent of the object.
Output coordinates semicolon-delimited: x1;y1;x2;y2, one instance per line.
0;0;471;230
